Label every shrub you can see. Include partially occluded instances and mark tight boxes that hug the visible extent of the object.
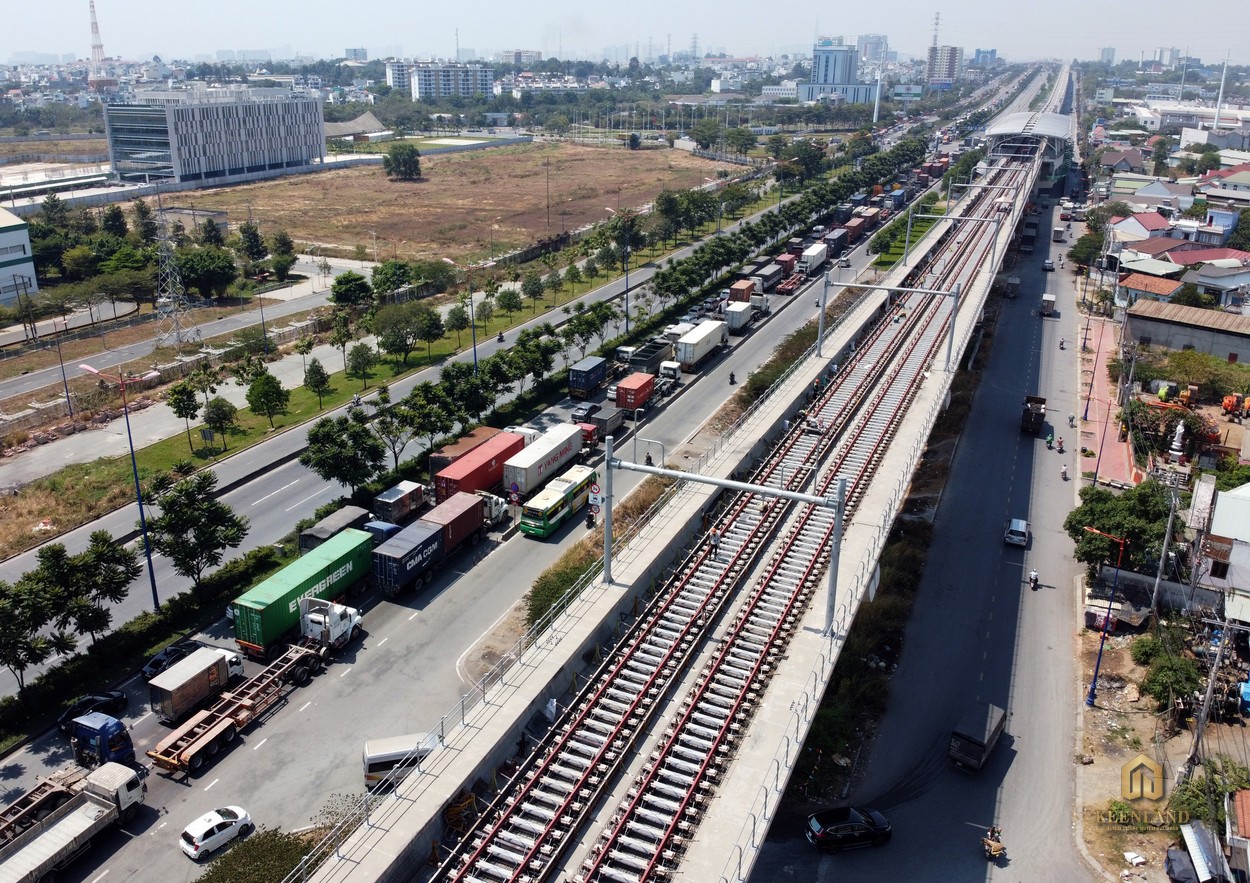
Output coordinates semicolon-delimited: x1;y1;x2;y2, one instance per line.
1141;655;1201;704
1130;635;1162;667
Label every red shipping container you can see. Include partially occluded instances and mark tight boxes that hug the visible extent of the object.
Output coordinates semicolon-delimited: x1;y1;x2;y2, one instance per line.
616;372;654;410
730;280;755;302
435;432;525;502
419;492;482;552
776;254;797;275
428;426;502;476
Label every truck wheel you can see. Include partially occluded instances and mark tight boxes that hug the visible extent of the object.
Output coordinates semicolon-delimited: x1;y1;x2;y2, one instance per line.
221;724;238;744
423;571;434;587
350;624;361;642
189;753;205;773
470;529;482;546
208;740;221;757
292;664;311;686
122;803;139;824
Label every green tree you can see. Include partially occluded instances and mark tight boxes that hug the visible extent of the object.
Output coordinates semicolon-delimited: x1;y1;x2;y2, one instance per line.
303;357;331;408
188;363;223;408
405;381;455;457
382;142;423;180
101;204;129;237
177;246;239;298
496;288;522;319
270;229;295;257
270;252;296;282
415;304;445;360
544;268;563;304
246;371;291;427
330;310;354;371
39;192;69;228
564;262;582;291
1227;210;1250;252
371;260;412;299
347;342;377;389
445;303;470;345
202;396;239;451
130;198;159;243
166;380;201;453
0;577;76;699
72;530;141;642
370;389;417;470
1063;480;1179;576
100;243;148;274
146;471;249;594
199;218;225;246
374;301;422;364
689;117;722;149
724;127;758;154
61;244;98;280
294;336;314;372
331;270;372;308
238;220;269;262
476;297;494;326
521;271;544;311
300;415;385;494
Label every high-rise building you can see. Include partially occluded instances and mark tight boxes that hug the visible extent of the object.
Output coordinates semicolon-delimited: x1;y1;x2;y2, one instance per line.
856;34;888;63
927;45;963;88
385;60;412;92
104;86;324;185
799;37;878;104
408;64;493;100
1099;47;1116;65
345;48;368;61
972;48;997;67
499;50;544;67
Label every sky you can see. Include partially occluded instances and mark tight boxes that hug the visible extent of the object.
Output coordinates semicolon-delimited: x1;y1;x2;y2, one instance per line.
5;0;1249;68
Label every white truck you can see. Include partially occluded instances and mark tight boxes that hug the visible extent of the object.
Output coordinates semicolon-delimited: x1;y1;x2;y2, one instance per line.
797;242;829;276
0;763;146;882
675;321;728;372
300;597;363;654
724;301;753;334
502;424;584;498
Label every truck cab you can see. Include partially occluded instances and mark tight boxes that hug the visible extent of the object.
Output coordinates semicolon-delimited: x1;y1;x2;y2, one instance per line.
475;491;508;526
70;713;136;768
299;598;363;651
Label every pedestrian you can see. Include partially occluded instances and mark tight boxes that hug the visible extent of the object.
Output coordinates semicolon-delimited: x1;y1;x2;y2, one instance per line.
710;528;721;557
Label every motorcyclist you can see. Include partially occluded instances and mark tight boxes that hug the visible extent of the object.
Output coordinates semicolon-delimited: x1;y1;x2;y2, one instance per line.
497;331;505;342
585;511;595;529
644;452;654;467
1029;569;1038;589
729;372;736;385
1062;463;1069;481
988;826;1002;842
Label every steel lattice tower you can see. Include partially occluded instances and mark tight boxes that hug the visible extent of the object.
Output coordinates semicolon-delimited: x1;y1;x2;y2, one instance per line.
153;196;200;349
87;1;116;91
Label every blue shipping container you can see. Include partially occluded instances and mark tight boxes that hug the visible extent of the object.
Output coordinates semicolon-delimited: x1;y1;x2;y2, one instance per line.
569;356;607;399
373;522;443;596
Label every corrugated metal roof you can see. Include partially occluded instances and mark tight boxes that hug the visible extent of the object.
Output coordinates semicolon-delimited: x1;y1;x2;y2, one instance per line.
1188;473;1217;530
1181;820;1235;882
1127;299;1250;336
984;112;1072;140
1212;483;1250;541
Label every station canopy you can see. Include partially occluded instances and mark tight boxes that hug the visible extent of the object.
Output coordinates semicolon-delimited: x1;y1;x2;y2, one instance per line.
984;112;1072;142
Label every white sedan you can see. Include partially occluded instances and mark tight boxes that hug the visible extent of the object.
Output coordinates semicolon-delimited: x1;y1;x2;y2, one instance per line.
180;806;253;861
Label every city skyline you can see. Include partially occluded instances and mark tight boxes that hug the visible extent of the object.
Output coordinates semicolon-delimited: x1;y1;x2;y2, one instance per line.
5;0;1249;69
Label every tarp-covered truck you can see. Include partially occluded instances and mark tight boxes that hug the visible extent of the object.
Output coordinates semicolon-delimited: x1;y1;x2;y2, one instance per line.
231;528;372;659
298;505;370;554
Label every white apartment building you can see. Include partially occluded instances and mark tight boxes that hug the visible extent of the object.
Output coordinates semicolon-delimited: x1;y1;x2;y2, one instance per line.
0;206;38;307
409;64;493;100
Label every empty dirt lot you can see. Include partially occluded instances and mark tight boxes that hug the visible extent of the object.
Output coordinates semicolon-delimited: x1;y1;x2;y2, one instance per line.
184;142;735;263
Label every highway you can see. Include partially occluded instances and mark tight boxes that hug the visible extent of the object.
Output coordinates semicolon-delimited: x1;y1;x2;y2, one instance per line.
3;255;841;882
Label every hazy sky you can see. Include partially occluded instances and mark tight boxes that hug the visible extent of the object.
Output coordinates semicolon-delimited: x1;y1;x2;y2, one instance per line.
6;0;1249;67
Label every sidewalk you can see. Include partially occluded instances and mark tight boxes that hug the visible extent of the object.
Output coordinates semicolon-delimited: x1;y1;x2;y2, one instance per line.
1078;311;1142;487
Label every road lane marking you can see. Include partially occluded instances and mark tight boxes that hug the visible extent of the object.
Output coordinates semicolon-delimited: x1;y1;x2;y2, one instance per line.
286;486;330;511
298;701;311;712
340;667;351;678
204;778;219;791
252;479;300;506
409;611;419;621
253;738;267;751
91;871;110;882
377;637;387;647
134;711;152;726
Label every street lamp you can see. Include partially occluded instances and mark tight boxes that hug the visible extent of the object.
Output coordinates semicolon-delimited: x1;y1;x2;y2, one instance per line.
79;363;162;611
1082;526;1128;708
605;207;632;335
53;318;73;416
365;229;379;264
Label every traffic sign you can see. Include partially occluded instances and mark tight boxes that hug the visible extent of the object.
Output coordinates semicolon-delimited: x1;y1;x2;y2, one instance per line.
510;482;520;493
590;504;600;515
589;493;604;506
590;483;601;495
509;493;520;504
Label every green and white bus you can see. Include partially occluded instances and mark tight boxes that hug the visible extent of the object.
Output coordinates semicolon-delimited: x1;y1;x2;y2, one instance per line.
519;464;597;538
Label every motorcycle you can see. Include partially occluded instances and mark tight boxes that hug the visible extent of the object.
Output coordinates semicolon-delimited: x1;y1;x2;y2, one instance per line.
1062;464;1069;481
497;332;505;343
585;511;595;529
729;372;736;385
1029;571;1039;591
1059;338;1065;350
982;828;1006;861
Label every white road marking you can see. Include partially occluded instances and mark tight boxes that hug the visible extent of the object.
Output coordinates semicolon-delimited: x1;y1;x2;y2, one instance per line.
90;871;110;882
340;667;351;678
286;487;330;511
408;611;419;621
298;701;311;712
252;479;300;506
253;738;267;750
134;711;152;726
204;778;219;791
377;637;387;647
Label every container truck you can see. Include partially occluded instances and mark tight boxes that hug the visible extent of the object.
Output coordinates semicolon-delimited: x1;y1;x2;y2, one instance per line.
615;372;654;412
725;301;753;334
615;345;638;365
373;480;426;524
729;279;755;302
587;406;625;441
148;647;245;725
843;217;866;244
948;703;1006;770
860;207;882;230
664;323;695;343
434;431;526;502
750;293;771;316
786;238;806;257
775;253;797;277
823;228;848;255
675;321;728;372
1040;292;1056;315
231;528;372;659
568;356;608;399
627;338;673;376
299;505;371;554
148;644;323;775
428;426;502;476
503;423;583;498
504;425;543;445
373;492;507;596
0;762;146;882
1052;226;1065;242
68;712;136;768
299;597;362;652
751;263;784;292
797;242;829;277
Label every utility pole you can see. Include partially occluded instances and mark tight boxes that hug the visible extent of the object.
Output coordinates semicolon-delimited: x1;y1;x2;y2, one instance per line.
1181;617;1229;783
1149;478;1180;622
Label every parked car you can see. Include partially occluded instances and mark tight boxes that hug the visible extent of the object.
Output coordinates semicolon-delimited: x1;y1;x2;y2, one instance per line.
1041;259;1055;272
180;806;253;861
805;806;892;852
56;691;128;734
142;641;199;680
571;402;601;423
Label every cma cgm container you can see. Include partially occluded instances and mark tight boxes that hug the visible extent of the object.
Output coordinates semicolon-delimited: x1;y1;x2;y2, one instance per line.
372;493;490;595
615;372;654;411
232;528;372;659
503;423;583;497
428;426;502;476
435;431;525;502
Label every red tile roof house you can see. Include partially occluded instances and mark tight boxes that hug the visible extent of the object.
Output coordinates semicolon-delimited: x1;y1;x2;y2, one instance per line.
1109;211;1174;242
1115;271;1183;308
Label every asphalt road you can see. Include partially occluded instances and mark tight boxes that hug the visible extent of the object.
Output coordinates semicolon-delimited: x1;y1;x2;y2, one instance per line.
746;220;1092;878
3;250;851;881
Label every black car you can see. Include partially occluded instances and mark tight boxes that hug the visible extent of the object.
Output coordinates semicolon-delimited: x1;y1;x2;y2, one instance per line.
571;403;601;423
141;641;199;680
57;691;128;734
805;806;892;852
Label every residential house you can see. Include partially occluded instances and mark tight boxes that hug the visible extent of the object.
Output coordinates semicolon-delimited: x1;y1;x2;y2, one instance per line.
1117;257;1186;281
1122;238;1207;262
1130;180;1196;213
1099;147;1147;174
1197;480;1250;613
1179;260;1250;310
1115;271;1182;307
1109;211;1173;243
1123;299;1250;363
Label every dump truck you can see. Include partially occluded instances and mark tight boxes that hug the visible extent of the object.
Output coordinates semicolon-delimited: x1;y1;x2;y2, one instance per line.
147;645;324;775
428;426;503;477
1021;395;1047;434
675;320;728;372
615;372;654;412
372;492;506;596
568;356;608;399
148;646;245;725
373;479;426;524
231;528;372;659
949;703;1006;770
751;263;784;292
725;301;753;334
585;406;625;442
434;431;526;502
503;423;583;498
627;338;673;376
797;242;829;277
0;762;146;881
299;505;371;554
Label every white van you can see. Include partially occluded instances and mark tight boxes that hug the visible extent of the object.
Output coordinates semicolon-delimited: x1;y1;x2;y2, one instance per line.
363;732;438;791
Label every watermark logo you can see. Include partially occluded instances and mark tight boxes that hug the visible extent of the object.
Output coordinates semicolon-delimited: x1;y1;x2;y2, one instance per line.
1122;754;1164;803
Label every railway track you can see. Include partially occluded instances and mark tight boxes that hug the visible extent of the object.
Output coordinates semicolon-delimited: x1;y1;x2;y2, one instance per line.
436;157;1030;883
